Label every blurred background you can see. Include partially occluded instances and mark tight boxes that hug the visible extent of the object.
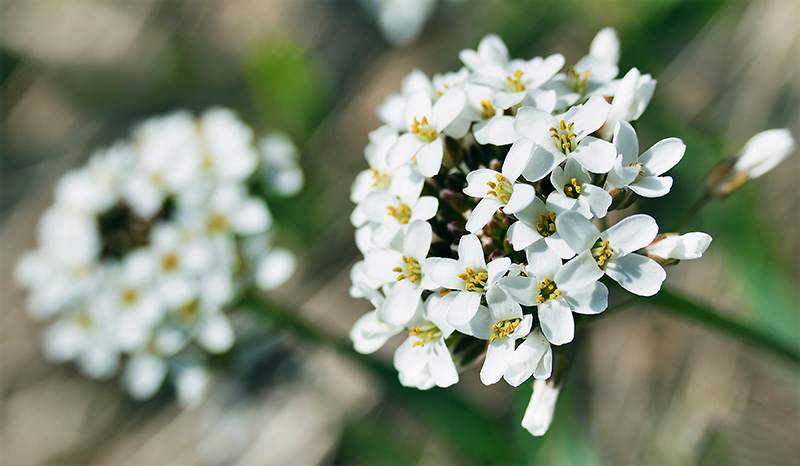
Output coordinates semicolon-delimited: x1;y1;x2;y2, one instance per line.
1;0;798;464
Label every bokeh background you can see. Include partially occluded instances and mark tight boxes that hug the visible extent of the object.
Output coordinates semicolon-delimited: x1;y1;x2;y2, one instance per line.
1;0;798;464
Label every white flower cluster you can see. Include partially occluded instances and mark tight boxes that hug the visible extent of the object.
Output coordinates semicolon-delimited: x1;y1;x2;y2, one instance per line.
15;108;302;405
348;30;714;436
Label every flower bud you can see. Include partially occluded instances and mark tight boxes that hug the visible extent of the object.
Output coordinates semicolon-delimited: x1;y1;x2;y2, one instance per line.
642;232;712;265
704;128;795;199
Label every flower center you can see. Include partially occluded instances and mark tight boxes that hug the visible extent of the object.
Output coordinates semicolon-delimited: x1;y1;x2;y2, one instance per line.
121;289;138;305
537;277;561;304
564;178;582;199
490;318;521;342
536;212;557;237
392;255;422;284
409;324;442;347
176;300;200;323
506;70;526;92
591;238;613;267
411;116;438;143
161;253;179;271
566;67;591;95
629;162;645;177
486;173;513;203
549;120;577;155
370;169;391;189
458;267;489;292
386;201;412;224
207;213;229;233
480;100;496;120
74;311;94;329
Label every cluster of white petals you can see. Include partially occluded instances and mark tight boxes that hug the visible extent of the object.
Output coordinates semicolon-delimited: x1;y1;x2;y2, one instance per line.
348;30;720;436
15;108;302;405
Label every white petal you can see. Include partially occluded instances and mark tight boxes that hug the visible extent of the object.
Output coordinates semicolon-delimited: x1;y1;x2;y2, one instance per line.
498;276;538;307
492;91;526;110
481;339;515;385
123;354;168;401
555;250;603;291
433;88;466;130
507;221;541;251
197;313;235;353
554;211;600;253
580;184;613;217
613;120;639;163
415;139;444;177
458;234;486;271
464;168;500;198
644;232;713;261
639;138;685;176
630;176;673;198
570;137;616;174
388;133;425;168
603;214;659;256
429;258;467;290
473;116;518;145
605;253;666;296
350;311;402;354
538;299;574;345
255;249;296;291
447;291;483;328
522;145;562;182
429;340;459;388
504;183;535;215
521;378;561;436
571;94;611;139
403;220;433;260
514;107;558;145
563;281;608;315
466;197;503;233
381;281;424;326
504;330;551;387
503;138;535;180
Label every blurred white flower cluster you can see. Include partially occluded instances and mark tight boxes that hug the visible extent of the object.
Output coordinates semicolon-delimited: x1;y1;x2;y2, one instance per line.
15;108;303;406
348;29;718;436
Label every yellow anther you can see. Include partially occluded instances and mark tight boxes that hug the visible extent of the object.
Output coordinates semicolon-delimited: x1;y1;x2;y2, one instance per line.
506;69;526;92
176;300;200;323
411;116;438;143
535;212;557;237
564;178;582;199
490;318;521;341
549;119;578;154
409;324;440;347
370;169;391;189
395;256;422;283
536;277;561;304
480;100;495;120
486;173;513;203
629;162;645;177
387;201;413;224
591;239;613;267
459;267;489;292
566;67;591;94
439;289;453;296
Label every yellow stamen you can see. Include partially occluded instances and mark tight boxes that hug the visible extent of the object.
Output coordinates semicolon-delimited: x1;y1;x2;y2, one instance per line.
629;162;645;177
536;277;562;304
506;70;526;92
591;239;613;267
458;267;489;293
536;212;557;237
395;255;422;283
486;173;513;203
411;116;438;143
387;201;413;224
480;100;495;120
549;119;577;154
370;169;391;189
564;178;582;199
490;318;521;342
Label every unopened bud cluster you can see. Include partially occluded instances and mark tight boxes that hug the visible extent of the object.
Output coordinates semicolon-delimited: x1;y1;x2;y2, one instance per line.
348;30;716;436
15;108;302;405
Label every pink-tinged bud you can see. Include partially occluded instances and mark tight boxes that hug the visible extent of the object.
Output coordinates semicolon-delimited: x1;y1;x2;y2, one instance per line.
642;232;712;264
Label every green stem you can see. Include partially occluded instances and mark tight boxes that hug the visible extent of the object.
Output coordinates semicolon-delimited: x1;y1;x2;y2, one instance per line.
671;193;711;231
645;288;800;365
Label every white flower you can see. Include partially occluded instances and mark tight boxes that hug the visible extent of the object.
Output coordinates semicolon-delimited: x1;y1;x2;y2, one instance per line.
393;299;458;390
365;221;438;326
521;378;562;436
500;242;607;345
255;248;297;291
514;94;617;179
429;234;511;328
175;365;210;408
599;68;656;141
361;192;438;247
43;303;120;379
503;327;552;387
463;138;536;232
365;0;438;46
460;287;533;385
506;196;576;259
122;352;168;401
547;158;612;219
259;132;304;197
350;306;405;355
643;232;712;263
556;211;666;296
705;128;796;199
604;121;685;198
377;70;436;131
198;107;259;183
388;91;466;177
